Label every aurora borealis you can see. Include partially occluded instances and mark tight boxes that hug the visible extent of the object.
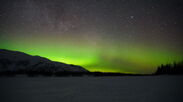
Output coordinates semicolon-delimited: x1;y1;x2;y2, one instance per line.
0;0;183;74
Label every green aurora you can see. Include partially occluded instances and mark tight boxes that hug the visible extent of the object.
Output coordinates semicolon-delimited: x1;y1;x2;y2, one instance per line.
0;35;182;74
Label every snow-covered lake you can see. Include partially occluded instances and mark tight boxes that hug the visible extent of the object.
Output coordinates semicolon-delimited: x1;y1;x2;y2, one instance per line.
0;76;183;102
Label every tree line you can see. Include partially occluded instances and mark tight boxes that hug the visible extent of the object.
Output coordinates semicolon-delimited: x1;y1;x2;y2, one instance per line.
155;61;183;75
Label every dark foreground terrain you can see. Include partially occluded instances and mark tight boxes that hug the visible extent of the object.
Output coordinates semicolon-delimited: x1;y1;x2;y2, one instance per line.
0;76;183;102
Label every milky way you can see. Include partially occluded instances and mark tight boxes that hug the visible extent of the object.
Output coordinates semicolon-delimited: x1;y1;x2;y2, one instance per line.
0;0;183;73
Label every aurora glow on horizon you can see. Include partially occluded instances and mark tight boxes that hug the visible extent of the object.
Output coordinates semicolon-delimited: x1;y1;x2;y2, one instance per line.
0;0;183;74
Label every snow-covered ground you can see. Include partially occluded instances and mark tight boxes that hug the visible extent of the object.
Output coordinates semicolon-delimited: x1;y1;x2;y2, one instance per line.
0;76;183;102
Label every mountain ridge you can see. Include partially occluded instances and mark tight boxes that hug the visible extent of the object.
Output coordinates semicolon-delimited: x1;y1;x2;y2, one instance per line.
0;49;89;76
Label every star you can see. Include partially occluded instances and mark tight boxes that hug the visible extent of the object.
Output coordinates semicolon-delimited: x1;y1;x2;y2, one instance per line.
130;16;134;19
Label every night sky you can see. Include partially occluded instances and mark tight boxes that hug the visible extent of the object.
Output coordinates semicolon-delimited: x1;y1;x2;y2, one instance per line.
0;0;183;74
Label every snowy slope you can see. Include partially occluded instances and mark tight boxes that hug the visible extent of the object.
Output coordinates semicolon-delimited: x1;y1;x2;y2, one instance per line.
0;49;88;73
